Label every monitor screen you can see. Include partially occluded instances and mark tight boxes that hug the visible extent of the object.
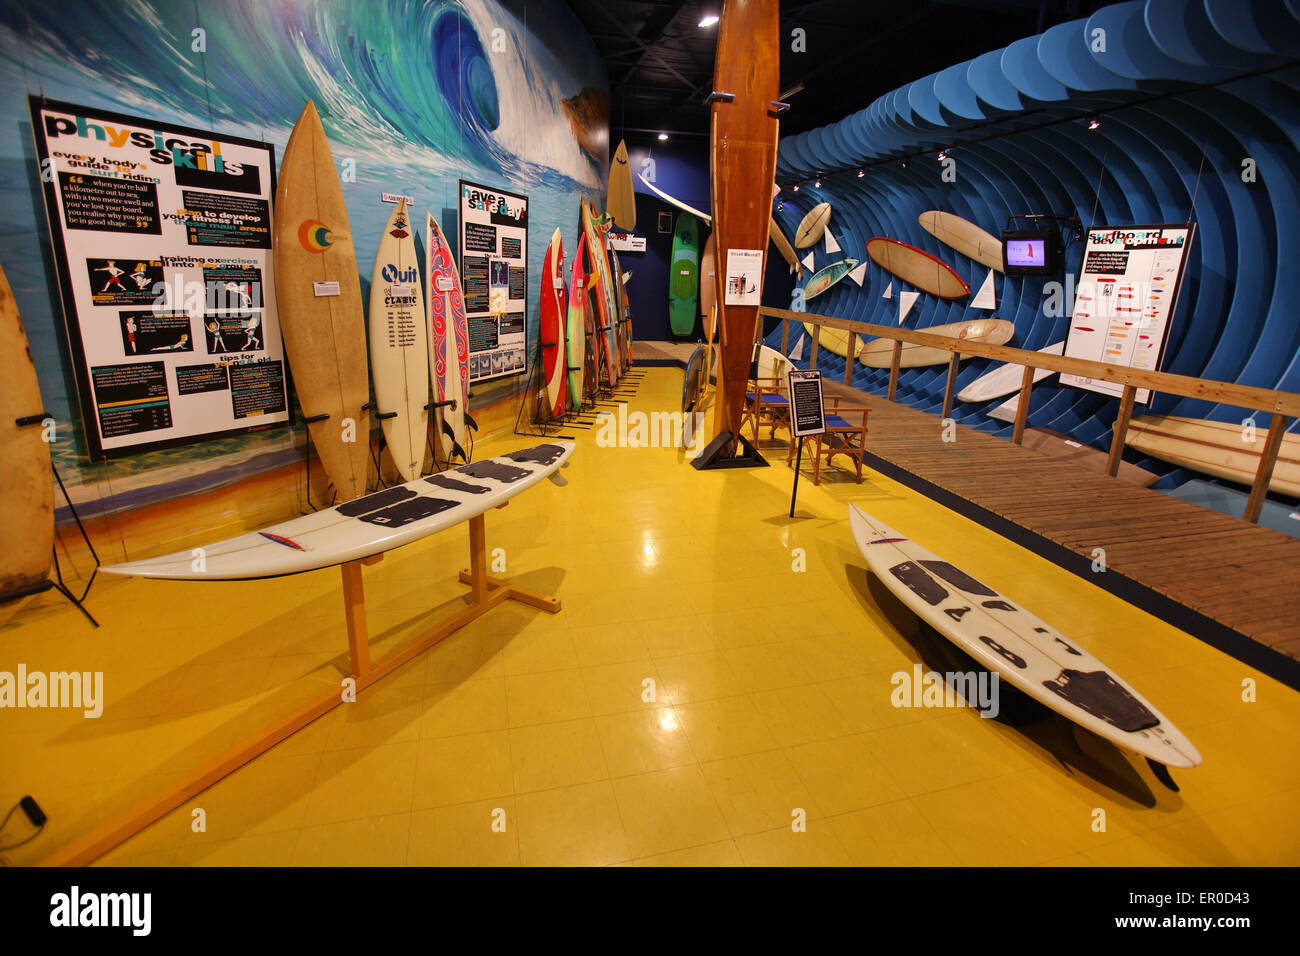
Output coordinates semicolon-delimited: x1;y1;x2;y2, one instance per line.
1005;238;1046;268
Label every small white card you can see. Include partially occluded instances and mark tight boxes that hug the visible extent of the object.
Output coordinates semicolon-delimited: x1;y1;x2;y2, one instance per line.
724;249;763;306
382;192;415;205
553;277;564;290
390;283;412;296
313;281;340;297
436;276;454;292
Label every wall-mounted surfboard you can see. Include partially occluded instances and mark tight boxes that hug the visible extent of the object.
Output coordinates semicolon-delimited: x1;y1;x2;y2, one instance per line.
425;212;472;461
607;140;636;231
637;172;710;222
958;341;1065;403
866;237;970;299
581;197;619;386
769;218;802;276
273;100;370;501
794;202;831;248
849;506;1200;769
102;443;575;580
669;213;700;337
610;243;633;365
368;199;428;482
567;232;588;408
540;228;566;419
0;262;53;600
918;210;1004;273
858;318;1014;368
801;323;861;360
1126;416;1300;498
804;258;859;300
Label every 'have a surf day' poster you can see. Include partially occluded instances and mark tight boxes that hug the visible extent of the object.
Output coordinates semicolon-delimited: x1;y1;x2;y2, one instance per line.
458;179;529;382
30;97;288;460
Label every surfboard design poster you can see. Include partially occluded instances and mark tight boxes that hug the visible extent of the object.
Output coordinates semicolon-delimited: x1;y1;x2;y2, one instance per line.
457;179;528;383
29;96;288;460
1060;223;1194;404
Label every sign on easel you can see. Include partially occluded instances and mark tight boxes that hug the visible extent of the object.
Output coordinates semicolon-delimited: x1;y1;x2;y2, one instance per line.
787;368;825;516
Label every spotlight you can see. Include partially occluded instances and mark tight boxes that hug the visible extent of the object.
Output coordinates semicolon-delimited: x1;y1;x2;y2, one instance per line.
857;169;865;178
814;178;821;188
1087;116;1101;130
792;183;800;192
901;157;908;169
657;132;668;141
698;14;719;27
937;149;947;162
777;200;784;211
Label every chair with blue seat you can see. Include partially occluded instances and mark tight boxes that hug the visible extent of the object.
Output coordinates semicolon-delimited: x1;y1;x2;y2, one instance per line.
787;394;870;484
743;375;792;443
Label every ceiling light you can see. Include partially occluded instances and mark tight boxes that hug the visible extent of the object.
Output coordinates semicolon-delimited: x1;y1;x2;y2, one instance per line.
814;178;821;188
657;132;668;141
776;200;784;211
937;149;947;161
1087;116;1101;130
791;183;800;192
901;158;908;168
857;169;865;178
698;14;719;27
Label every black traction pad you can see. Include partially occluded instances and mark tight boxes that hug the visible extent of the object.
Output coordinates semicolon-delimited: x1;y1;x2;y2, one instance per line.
505;444;565;465
359;496;459;527
1042;668;1159;732
889;561;949;607
336;486;419;517
425;474;490;495
919;560;999;597
459;460;531;483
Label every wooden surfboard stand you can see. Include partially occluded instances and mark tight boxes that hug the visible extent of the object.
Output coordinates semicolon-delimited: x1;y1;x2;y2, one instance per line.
41;505;559;867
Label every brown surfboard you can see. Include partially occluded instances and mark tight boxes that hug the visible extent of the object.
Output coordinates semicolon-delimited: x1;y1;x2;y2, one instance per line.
0;262;54;599
273;101;370;502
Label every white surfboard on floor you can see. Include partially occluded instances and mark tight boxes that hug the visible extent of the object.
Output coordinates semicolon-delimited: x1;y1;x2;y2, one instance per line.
959;341;1065;403
849;505;1200;769
101;443;575;580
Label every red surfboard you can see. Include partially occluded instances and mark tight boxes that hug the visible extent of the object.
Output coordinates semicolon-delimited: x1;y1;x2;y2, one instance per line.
540;228;566;419
865;237;970;299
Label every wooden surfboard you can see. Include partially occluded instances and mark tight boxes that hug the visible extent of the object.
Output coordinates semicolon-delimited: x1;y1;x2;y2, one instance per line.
425;212;472;461
770;218;802;276
273;100;370;502
710;0;780;447
801;323;861;360
566;232;588;408
581;197;619;386
607;140;636;231
919;210;1004;273
794;202;831;248
804;258;859;300
700;232;717;327
102;443;575;580
610;243;633;366
0;262;53;599
866;237;970;299
368;199;428;482
858;319;1014;368
1125;415;1300;498
669;213;700;337
849;505;1201;769
540;228;566;419
958;341;1064;403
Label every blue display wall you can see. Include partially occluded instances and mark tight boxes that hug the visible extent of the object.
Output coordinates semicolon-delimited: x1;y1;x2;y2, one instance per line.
767;0;1300;493
0;0;607;503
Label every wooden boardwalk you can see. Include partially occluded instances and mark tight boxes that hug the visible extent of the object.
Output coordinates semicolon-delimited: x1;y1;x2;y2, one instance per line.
814;377;1300;680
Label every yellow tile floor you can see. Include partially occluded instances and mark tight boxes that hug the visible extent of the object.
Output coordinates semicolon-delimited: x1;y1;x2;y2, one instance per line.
2;365;1298;866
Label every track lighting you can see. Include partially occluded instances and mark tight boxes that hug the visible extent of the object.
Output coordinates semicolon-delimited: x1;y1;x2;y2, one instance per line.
698;14;719;27
857;169;865;178
1087;116;1101;130
814;177;821;188
792;183;800;192
657;132;668;141
937;149;947;162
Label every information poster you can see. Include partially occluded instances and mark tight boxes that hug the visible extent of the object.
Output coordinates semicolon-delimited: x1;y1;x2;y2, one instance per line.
30;97;287;459
1060;223;1194;404
458;179;528;383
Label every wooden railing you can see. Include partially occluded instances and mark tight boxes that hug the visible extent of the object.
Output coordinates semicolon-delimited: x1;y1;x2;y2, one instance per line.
761;306;1300;524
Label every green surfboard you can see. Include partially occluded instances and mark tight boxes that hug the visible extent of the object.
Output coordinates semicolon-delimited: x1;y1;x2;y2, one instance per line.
668;213;699;337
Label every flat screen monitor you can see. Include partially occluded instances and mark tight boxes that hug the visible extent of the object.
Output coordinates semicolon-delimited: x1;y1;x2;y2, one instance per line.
1002;228;1061;276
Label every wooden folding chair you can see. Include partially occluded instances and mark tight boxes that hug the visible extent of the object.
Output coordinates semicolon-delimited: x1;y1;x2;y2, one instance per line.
743;375;792;441
788;395;870;484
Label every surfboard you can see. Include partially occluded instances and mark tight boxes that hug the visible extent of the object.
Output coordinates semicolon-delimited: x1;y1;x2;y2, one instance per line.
683;346;705;414
710;0;780;445
755;343;790;381
1125;415;1300;497
795;202;831;248
102;443;575;581
804;258;859;300
0;262;53;600
566;232;588;408
669;213;700;337
801;323;860;360
581;197;619;386
368;200;428;482
638;172;710;223
273;100;370;501
957;341;1065;403
866;237;970;299
607;139;636;231
849;505;1201;769
918;211;1004;272
425;212;473;461
769;218;802;276
858;319;1014;368
610;243;633;365
540;228;566;419
700;232;717;327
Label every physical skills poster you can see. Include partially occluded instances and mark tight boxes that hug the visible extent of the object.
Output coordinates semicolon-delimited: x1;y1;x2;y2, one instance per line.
30;96;287;460
458;179;528;382
1060;223;1194;404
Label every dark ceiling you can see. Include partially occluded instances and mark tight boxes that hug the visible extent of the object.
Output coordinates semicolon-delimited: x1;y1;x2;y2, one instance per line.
564;0;1125;140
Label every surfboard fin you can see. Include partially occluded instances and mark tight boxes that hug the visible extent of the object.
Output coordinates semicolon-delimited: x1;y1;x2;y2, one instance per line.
547;471;568;487
1146;757;1179;792
464;412;478;431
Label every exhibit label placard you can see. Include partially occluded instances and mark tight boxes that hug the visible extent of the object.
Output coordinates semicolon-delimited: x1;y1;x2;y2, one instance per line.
724;248;763;306
458;179;528;382
1060;223;1194;403
788;369;826;438
30;96;288;459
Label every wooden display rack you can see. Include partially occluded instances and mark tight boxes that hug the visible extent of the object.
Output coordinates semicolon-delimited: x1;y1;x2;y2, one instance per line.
41;505;559;867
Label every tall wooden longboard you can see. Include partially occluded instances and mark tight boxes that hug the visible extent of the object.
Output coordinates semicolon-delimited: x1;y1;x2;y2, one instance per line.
710;0;780;448
866;237;970;299
566;232;588;408
607;140;636;231
540;228;566;419
273;100;370;502
1126;415;1300;497
0;262;53;599
368;199;428;481
669;213;700;337
425;212;472;461
580;197;619;386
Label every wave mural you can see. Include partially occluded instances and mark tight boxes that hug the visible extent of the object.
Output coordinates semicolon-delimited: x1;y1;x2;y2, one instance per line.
767;0;1300;502
0;0;607;505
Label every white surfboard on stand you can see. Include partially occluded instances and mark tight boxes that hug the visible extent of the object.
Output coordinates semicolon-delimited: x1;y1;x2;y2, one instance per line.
848;505;1201;769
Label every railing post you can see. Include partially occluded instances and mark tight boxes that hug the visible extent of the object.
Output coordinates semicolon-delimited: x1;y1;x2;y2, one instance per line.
1106;385;1137;478
1012;364;1035;446
810;324;821;370
780;316;789;356
1244;412;1289;523
941;353;960;420
888;340;902;402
